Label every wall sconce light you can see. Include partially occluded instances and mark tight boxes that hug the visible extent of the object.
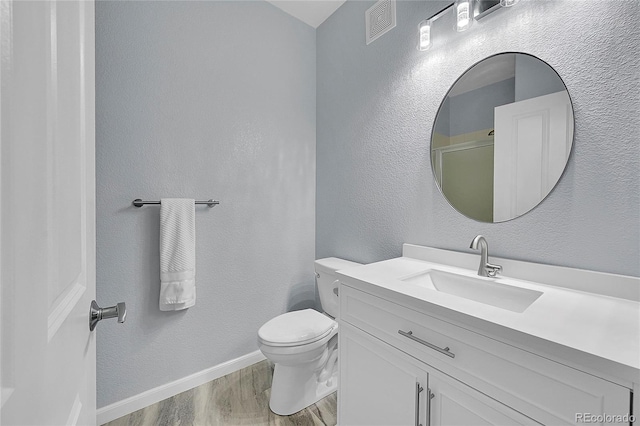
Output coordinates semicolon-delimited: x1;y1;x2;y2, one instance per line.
417;0;518;51
418;19;431;51
416;2;453;51
454;0;473;32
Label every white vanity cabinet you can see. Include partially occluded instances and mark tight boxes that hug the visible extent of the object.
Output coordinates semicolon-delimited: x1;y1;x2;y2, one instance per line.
340;320;536;426
338;284;633;426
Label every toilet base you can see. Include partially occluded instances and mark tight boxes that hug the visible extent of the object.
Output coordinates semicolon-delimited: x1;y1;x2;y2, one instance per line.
269;362;338;416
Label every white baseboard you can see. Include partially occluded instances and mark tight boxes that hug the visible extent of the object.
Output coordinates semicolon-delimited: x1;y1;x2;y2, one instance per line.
96;350;266;425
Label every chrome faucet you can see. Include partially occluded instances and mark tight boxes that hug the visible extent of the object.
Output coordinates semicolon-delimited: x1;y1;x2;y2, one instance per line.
470;235;502;277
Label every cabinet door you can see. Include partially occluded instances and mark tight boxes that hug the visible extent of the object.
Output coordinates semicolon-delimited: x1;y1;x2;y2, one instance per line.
339;322;429;426
428;367;538;426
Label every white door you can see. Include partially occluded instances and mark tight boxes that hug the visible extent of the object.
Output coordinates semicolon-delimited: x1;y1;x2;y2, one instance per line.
493;91;573;222
1;1;96;425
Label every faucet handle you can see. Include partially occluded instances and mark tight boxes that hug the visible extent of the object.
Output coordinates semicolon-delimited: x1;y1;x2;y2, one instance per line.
485;263;502;277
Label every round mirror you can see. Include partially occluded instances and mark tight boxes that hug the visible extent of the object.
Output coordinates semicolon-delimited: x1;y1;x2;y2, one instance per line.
431;52;574;223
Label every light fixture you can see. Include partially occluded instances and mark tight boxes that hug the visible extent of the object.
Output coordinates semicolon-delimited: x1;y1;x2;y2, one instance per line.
416;2;453;51
418;19;431;51
418;0;519;52
454;0;473;32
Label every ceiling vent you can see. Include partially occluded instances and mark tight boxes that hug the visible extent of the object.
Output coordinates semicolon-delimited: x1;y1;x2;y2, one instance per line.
366;0;396;45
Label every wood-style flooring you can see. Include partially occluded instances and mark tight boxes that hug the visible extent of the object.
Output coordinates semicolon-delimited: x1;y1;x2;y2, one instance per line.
102;360;337;426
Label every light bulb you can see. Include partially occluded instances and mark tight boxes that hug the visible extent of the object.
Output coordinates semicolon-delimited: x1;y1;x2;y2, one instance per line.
500;0;519;7
418;19;431;51
454;0;473;32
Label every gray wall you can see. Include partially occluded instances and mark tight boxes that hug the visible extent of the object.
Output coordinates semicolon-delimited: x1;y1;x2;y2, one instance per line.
515;53;567;101
448;77;515;136
96;1;316;408
316;0;640;276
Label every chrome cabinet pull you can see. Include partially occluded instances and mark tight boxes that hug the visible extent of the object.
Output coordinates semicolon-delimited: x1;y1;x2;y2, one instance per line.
415;382;424;426
90;300;127;331
426;389;435;426
398;330;455;358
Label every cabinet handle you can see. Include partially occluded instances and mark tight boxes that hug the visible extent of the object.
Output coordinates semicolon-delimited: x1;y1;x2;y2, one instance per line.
398;330;455;358
415;382;424;426
426;389;435;426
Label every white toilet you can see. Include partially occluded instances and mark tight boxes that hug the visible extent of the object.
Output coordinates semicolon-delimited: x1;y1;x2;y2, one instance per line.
257;257;362;415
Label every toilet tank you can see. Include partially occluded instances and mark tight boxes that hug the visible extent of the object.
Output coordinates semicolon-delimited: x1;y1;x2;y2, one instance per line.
315;257;363;318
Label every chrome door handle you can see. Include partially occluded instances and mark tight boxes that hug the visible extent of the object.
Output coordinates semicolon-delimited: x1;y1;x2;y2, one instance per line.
398;330;455;358
427;389;435;426
415;382;424;426
90;300;126;331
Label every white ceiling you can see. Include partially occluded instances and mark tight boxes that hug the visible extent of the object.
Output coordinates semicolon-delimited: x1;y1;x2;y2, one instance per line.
265;0;347;28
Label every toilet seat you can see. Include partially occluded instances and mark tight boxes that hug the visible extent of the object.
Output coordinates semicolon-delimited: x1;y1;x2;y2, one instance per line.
258;309;336;347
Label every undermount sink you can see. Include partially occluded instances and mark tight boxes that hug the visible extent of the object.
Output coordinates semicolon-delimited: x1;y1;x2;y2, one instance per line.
401;269;543;313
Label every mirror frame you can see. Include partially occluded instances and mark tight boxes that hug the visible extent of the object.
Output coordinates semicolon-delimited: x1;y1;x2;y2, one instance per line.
430;52;575;223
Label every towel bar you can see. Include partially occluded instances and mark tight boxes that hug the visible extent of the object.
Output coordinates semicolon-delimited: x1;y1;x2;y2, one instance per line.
132;199;220;208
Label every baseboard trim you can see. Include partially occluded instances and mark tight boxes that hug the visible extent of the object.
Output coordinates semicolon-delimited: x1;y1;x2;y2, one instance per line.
96;350;266;425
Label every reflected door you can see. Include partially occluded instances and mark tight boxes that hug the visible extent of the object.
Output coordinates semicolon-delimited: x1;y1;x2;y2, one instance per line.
493;91;572;221
1;0;96;424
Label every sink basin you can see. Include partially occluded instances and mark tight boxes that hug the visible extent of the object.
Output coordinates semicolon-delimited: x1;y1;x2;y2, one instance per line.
401;269;543;313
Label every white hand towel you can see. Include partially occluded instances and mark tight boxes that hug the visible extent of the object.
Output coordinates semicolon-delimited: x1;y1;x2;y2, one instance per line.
159;198;196;311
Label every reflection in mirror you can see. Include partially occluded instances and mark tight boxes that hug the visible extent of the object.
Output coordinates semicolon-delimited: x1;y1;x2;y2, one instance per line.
431;53;574;222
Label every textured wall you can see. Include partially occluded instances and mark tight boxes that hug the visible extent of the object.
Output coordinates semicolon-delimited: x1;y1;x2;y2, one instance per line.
317;0;639;276
96;1;315;407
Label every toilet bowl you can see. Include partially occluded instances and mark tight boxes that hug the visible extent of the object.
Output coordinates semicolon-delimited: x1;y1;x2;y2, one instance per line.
257;257;362;416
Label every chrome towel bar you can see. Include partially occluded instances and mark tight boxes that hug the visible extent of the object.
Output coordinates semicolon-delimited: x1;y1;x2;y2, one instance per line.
132;199;220;208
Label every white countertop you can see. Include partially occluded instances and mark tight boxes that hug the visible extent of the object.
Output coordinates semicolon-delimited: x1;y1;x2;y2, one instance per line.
337;254;640;382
